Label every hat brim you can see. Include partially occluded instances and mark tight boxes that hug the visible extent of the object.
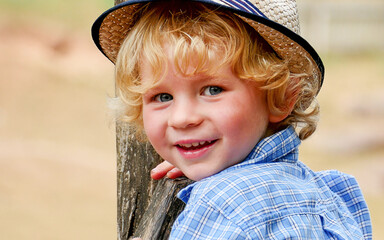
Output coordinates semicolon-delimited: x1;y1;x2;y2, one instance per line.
92;0;324;89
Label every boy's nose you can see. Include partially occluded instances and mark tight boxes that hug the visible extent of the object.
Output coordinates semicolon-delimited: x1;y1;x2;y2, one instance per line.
168;99;203;129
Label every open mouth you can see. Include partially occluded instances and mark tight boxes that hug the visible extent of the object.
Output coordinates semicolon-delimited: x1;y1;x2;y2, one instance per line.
177;140;217;151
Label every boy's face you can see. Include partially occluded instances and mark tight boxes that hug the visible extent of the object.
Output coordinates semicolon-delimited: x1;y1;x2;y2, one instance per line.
141;50;272;181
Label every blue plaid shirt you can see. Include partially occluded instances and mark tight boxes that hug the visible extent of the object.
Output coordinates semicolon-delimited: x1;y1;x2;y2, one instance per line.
170;126;372;239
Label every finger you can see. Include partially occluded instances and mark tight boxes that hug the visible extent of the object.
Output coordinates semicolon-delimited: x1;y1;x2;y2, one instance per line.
150;161;175;180
167;167;184;179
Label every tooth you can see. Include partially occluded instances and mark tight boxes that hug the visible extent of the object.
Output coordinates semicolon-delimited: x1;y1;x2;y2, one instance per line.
184;143;192;148
199;141;205;145
192;142;199;147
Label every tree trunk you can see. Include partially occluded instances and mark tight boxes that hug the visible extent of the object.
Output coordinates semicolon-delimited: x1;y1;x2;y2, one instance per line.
113;3;192;240
116;123;191;240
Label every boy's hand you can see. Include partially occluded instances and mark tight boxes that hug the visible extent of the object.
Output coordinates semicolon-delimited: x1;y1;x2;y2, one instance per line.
151;161;184;180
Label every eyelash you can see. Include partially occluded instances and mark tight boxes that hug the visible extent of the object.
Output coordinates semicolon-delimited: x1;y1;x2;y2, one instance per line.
202;86;223;96
153;93;173;102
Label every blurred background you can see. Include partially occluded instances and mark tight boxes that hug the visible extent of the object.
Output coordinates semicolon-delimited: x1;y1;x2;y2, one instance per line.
0;0;383;239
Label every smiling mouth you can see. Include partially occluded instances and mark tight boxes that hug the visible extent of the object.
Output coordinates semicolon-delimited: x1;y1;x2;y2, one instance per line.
177;140;217;150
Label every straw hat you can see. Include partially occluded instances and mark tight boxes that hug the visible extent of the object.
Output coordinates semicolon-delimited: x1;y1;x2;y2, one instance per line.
92;0;324;90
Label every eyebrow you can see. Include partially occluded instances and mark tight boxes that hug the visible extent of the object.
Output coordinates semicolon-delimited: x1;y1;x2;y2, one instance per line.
203;75;235;87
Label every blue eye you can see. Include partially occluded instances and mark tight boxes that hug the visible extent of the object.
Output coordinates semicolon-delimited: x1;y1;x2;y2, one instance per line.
203;86;223;96
154;93;173;102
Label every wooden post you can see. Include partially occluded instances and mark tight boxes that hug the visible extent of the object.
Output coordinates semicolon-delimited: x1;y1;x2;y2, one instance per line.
116;123;190;240
114;1;192;239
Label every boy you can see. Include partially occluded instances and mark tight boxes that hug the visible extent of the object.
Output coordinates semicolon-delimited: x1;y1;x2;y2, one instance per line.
92;0;372;239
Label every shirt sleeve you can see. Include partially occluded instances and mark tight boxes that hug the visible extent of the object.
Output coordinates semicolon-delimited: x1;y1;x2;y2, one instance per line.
169;200;247;240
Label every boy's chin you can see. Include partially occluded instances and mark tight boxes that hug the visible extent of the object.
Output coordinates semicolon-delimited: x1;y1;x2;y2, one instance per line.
186;174;206;182
184;169;219;182
183;171;205;181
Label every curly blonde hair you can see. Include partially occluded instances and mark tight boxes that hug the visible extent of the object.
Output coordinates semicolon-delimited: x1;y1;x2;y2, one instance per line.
113;1;320;140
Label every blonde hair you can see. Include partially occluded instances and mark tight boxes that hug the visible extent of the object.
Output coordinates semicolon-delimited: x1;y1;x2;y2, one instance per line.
113;1;320;140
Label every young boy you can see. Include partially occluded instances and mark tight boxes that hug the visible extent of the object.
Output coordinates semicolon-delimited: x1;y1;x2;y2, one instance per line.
92;0;372;239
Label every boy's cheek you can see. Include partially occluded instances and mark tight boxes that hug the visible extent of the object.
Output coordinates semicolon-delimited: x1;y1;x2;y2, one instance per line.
142;109;158;134
143;123;158;144
143;116;166;150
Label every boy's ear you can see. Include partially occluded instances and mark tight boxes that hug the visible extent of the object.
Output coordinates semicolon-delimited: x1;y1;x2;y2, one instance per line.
268;99;296;123
268;80;299;123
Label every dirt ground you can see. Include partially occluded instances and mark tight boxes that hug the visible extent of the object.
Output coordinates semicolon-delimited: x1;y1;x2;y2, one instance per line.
0;6;383;240
0;10;117;240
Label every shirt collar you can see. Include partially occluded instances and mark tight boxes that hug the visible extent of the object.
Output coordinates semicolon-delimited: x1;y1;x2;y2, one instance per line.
241;125;301;166
178;126;301;203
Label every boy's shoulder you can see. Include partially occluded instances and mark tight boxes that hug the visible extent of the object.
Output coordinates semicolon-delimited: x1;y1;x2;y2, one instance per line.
178;164;371;239
188;163;368;210
177;164;304;232
182;160;317;213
